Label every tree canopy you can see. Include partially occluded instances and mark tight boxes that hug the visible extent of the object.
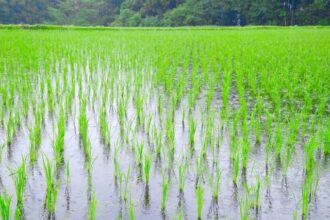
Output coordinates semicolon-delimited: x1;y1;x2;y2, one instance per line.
0;0;329;26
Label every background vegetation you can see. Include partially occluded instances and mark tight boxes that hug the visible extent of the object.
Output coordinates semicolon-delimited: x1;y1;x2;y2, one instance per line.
0;0;329;26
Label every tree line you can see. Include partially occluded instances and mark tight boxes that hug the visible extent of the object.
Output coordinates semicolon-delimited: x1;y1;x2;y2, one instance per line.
0;0;329;26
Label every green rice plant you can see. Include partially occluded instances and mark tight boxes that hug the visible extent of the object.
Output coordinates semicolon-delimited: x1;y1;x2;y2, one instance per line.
66;160;70;184
129;196;135;220
302;175;312;220
323;120;330;156
188;114;196;150
195;153;204;185
241;138;250;172
253;176;262;210
161;175;169;212
143;152;151;185
0;190;11;220
165;113;175;158
123;166;131;202
99;104;111;146
153;127;163;156
178;159;188;193
11;156;27;217
265;110;272;139
239;195;250;220
42;155;59;212
53;107;66;166
29;110;42;164
134;93;144;125
274;124;283;160
79;98;89;150
305;135;316;174
232;150;240;185
196;184;204;220
208;166;221;200
0;144;4;162
136;142;144;166
89;191;97;220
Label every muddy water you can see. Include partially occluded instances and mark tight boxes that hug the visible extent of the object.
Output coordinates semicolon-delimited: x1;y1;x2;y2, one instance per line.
1;87;330;220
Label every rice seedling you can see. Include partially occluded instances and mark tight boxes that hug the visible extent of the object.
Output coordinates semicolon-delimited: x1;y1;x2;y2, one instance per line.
42;155;59;212
99;104;111;146
161;174;169;212
178;159;188;193
129;196;135;220
53;107;66;166
208;166;221;200
196;184;204;220
239;195;250;220
0;190;11;220
89;191;97;220
10;156;27;218
66;160;70;184
29;110;42;164
143;152;151;185
123;166;131;201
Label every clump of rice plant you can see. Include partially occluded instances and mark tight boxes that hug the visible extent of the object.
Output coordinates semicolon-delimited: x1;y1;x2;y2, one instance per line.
42;155;59;212
323;120;330;156
239;195;250;220
232;150;240;185
11;157;27;218
196;184;204;220
143;152;151;185
29;110;42;164
122;166;131;202
188;114;196;150
129;196;135;220
53;107;66;166
178;159;188;193
161;175;169;212
208;166;221;200
89;191;97;220
0;190;11;220
98;103;110;146
66;160;70;184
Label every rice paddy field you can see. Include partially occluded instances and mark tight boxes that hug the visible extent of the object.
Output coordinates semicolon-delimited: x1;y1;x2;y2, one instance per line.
0;27;330;220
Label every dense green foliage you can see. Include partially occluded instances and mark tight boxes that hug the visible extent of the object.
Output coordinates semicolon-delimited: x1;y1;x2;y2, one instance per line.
0;0;329;26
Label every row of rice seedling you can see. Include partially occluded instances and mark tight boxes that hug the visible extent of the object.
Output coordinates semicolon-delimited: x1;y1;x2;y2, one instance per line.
0;28;329;219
